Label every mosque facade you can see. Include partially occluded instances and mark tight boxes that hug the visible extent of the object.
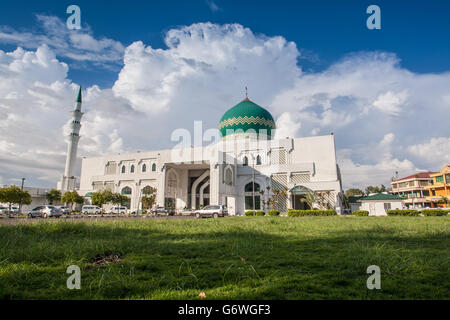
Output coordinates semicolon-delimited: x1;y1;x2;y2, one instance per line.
76;94;344;215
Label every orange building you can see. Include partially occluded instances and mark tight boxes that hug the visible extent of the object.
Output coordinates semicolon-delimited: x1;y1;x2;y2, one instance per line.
425;165;450;207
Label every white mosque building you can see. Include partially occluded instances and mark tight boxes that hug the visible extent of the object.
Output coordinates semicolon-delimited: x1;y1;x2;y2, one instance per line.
68;90;343;215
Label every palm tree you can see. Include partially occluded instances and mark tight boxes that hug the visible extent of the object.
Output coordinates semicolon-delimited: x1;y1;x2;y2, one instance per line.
300;191;317;209
438;196;449;208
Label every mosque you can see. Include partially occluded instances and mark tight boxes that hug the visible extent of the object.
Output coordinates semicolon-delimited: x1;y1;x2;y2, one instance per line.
63;89;344;215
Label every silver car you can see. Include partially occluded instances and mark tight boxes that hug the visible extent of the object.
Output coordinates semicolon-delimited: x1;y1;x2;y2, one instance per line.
57;206;71;215
28;206;62;218
194;205;228;218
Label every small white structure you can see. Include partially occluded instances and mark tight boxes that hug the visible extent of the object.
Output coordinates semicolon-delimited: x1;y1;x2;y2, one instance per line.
355;193;403;216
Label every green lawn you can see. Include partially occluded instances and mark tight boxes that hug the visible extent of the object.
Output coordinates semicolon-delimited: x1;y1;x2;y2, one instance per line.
0;216;449;299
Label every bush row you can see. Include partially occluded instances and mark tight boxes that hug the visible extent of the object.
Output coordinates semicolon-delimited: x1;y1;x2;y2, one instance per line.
244;210;281;216
387;209;449;216
287;209;337;217
352;210;369;216
421;209;449;216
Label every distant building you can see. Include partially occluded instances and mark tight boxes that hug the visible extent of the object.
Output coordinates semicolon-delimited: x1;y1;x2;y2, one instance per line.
390;172;436;208
354;193;403;216
425;165;450;208
347;195;364;212
0;186;60;212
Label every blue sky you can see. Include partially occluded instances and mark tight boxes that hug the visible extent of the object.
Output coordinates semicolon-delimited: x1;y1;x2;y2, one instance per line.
1;0;450;87
0;0;449;189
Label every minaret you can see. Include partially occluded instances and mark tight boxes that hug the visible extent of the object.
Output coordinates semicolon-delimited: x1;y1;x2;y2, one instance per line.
59;87;83;193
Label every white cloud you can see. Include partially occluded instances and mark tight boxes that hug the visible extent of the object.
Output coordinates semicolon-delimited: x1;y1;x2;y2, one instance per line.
0;23;449;190
407;137;450;169
372;90;408;116
0;15;124;68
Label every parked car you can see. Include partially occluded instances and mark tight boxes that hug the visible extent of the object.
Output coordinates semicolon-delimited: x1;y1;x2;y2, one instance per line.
81;205;101;215
28;206;62;218
108;206;128;214
57;206;71;215
151;206;174;216
194;205;228;218
0;206;9;214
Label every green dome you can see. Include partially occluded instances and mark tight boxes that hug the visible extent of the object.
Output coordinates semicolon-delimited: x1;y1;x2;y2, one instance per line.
219;99;276;139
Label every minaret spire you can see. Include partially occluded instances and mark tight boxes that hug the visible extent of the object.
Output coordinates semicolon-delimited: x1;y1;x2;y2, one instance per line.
76;86;82;103
244;86;249;101
58;86;84;193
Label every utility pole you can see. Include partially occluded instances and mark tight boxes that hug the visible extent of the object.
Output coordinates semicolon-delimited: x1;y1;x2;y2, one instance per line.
19;177;25;214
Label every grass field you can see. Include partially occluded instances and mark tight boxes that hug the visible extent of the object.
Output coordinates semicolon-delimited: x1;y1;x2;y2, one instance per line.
0;216;449;300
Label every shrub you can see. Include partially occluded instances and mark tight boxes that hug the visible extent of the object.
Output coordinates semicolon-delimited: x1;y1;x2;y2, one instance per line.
287;209;337;217
245;210;266;216
387;209;420;216
352;210;369;216
267;210;280;216
421;209;449;216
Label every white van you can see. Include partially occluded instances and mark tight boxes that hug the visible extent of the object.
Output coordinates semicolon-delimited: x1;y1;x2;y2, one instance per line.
82;205;101;215
108;206;128;214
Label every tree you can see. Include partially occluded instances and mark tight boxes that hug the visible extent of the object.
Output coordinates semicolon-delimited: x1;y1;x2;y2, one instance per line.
61;191;84;211
46;189;61;205
110;193;129;214
141;187;157;211
0;186;31;216
438;196;449;208
300;191;317;209
91;189;113;214
345;189;364;198
365;186;381;195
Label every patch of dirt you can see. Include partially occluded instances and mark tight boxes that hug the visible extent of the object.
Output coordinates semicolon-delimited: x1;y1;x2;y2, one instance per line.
91;253;122;266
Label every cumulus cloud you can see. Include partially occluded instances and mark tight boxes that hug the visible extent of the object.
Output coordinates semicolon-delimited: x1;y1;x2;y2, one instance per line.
0;45;133;187
407;137;450;169
0;22;449;190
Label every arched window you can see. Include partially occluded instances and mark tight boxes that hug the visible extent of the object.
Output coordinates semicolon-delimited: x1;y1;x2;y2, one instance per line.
244;182;261;210
245;182;260;193
152;163;156;172
130;165;135;173
142;185;155;195
142;164;146;172
225;167;233;186
256;155;262;165
243;156;248;166
121;186;132;195
121;165;126;174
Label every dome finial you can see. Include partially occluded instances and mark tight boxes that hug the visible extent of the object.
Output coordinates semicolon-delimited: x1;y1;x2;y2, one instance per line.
244;86;249;101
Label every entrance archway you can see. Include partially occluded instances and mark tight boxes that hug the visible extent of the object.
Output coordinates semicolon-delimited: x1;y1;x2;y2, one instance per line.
290;185;313;210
